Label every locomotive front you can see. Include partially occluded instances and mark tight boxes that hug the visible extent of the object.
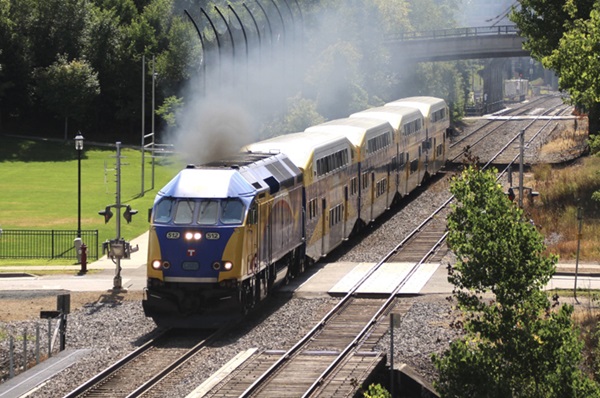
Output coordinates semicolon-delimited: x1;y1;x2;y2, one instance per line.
143;165;258;326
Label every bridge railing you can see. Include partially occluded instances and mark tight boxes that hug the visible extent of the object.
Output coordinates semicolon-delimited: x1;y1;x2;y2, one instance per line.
387;25;520;41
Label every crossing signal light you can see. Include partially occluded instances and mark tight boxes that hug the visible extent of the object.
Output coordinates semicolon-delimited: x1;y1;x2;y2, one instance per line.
123;205;138;224
98;206;113;223
507;187;515;202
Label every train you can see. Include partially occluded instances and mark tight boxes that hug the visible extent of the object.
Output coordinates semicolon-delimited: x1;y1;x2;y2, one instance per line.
142;96;451;326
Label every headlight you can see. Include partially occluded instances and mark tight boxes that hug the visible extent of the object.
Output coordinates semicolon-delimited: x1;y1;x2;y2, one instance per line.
223;261;233;271
185;231;202;240
151;260;170;270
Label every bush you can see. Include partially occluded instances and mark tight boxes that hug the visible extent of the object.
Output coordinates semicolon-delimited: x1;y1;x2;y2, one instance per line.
589;133;600;154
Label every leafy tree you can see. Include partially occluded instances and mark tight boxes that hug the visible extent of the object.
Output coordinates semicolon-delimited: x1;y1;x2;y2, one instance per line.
28;0;92;67
35;55;100;139
511;0;600;135
154;17;202;94
363;383;391;398
262;95;325;138
0;0;35;125
511;0;595;61
543;5;600;121
155;95;184;127
433;166;600;397
92;0;138;24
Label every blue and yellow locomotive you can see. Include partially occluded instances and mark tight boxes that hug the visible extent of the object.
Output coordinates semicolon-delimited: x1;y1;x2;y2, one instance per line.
143;96;450;326
143;153;305;326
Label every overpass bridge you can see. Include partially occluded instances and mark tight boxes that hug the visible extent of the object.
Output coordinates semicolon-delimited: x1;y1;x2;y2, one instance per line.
385;25;528;62
385;25;536;114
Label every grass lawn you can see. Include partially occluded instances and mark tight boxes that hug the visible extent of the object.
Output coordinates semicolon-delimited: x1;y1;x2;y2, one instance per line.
0;135;184;266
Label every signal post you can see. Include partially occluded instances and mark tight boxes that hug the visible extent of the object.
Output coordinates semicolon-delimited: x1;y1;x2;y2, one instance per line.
98;142;139;290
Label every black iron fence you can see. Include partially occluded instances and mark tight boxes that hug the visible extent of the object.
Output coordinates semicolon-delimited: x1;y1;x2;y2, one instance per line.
0;229;99;260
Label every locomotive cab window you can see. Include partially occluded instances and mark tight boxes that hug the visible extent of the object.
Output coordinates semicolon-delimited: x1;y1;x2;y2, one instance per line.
174;199;195;224
197;200;219;225
221;198;245;225
153;198;175;224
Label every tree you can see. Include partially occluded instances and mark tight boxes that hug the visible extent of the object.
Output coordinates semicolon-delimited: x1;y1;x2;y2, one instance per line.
433;166;600;397
261;95;325;138
544;5;600;116
155;95;183;127
510;0;595;61
510;0;600;135
35;55;100;139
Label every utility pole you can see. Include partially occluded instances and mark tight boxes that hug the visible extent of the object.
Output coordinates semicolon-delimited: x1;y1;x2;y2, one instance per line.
518;129;524;208
574;206;583;303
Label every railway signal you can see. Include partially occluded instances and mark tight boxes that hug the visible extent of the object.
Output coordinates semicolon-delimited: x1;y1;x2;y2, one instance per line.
98;206;113;223
123;205;138;224
506;187;515;201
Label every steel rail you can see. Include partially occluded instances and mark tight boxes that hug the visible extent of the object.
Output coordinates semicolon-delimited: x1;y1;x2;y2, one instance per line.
63;329;170;398
239;183;455;397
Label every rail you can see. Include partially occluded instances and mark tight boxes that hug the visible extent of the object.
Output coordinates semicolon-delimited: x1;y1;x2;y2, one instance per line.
387;25;519;41
0;229;98;260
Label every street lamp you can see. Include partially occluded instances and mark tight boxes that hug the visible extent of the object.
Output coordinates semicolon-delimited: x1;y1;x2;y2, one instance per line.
75;134;84;238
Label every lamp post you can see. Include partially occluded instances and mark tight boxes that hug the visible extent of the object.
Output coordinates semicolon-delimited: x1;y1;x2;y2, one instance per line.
75;134;84;238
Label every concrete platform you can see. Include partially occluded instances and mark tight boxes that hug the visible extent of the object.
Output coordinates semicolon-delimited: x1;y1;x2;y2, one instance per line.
0;349;90;398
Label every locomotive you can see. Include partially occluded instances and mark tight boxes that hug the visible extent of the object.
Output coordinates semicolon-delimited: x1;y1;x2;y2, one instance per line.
142;96;450;326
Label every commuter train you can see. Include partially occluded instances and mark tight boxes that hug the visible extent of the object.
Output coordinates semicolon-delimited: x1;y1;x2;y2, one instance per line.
142;96;450;326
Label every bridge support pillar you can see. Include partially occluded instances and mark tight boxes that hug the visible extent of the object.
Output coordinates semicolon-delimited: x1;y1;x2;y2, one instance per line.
480;59;507;114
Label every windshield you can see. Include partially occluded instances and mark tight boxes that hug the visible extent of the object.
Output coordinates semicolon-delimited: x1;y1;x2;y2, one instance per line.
220;198;245;225
153;198;175;223
153;198;246;226
198;200;219;225
174;199;195;224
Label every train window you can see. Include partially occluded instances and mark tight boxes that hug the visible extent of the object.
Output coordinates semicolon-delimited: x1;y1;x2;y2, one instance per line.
153;198;175;223
198;200;219;225
174;200;195;224
350;177;358;196
221;199;245;225
398;152;406;166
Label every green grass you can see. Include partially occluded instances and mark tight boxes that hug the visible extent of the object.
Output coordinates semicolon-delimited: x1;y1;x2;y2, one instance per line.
0;136;184;266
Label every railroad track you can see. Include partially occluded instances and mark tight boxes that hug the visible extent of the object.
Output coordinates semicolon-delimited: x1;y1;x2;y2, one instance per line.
198;102;565;397
63;328;216;398
66;97;567;398
199;190;452;397
449;95;570;163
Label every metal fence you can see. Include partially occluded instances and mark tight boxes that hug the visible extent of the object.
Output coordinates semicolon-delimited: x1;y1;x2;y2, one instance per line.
0;229;99;260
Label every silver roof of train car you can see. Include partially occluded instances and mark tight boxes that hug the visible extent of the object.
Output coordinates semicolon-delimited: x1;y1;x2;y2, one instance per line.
158;168;256;198
384;96;447;117
157;153;301;199
350;106;422;132
242;131;352;171
304;117;393;147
